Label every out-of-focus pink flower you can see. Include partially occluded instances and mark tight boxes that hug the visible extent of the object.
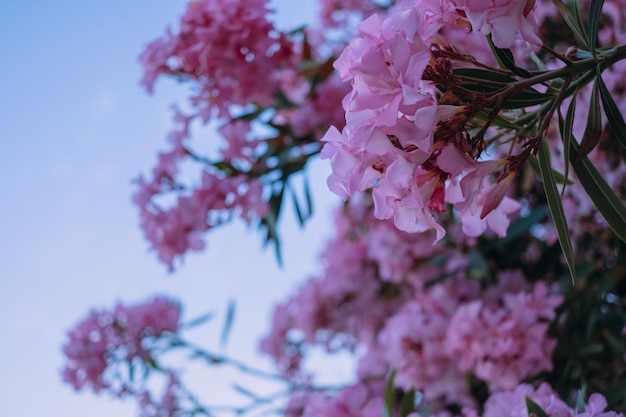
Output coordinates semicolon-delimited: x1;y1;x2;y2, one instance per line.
446;282;562;389
138;0;293;116
484;383;624;417
62;296;180;395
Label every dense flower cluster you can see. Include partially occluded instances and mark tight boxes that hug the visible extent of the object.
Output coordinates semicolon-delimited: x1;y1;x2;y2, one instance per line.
62;296;180;395
480;383;623;417
62;0;626;417
261;197;566;413
134;0;353;269
140;0;293;116
321;3;525;243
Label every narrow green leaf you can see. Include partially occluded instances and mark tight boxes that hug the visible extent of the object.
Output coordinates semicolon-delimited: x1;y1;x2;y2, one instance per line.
571;0;589;42
559;93;577;195
262;210;283;267
595;66;626;151
530;52;549;71
475;109;518;130
500;94;554;109
182;312;215;329
232;383;260;400
487;36;534;78
220;299;236;349
286;24;307;36
383;370;396;417
260;183;285;265
454;68;517;84
527;155;574;185
569;139;626;243
129;361;135;383
538;137;576;283
526;396;550;417
274;89;296;109
588;0;605;55
576;389;586;413
303;176;314;218
287;183;305;226
400;390;416;417
551;0;590;48
577;81;602;161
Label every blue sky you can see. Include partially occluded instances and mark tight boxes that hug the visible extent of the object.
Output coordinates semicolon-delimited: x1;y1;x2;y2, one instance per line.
0;1;346;415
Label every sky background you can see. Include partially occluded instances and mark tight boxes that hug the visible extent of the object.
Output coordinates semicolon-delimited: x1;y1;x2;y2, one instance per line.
0;1;348;415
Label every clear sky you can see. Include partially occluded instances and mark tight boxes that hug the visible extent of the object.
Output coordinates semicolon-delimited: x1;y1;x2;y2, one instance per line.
0;1;345;416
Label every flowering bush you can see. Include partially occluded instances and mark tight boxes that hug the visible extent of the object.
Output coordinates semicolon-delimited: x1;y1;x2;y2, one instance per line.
63;0;626;417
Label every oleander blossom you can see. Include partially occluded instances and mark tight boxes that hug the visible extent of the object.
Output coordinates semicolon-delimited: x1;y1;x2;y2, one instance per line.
322;5;521;242
480;383;624;417
62;296;181;395
446;281;563;390
135;171;268;270
448;0;542;48
139;0;293;116
300;381;386;417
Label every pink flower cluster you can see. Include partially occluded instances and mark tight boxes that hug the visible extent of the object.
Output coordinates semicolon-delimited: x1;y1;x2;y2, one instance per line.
296;381;386;417
140;0;293;116
132;109;269;270
135;169;268;270
479;383;623;417
62;296;180;395
262;196;563;412
449;0;541;47
321;5;521;242
446;280;562;390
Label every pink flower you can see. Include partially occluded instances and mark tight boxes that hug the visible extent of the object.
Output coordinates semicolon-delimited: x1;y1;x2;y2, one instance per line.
449;0;542;48
446;281;562;389
62;296;180;395
484;383;624;417
138;0;293;116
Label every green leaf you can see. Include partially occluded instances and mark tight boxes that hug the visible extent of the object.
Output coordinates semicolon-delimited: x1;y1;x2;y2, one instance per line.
220;299;236;349
525;396;550;417
453;68;517;84
577;81;602;161
383;370;396;417
558;93;577;195
274;89;296;109
588;0;605;55
571;0;589;43
576;389;586;413
288;182;305;226
527;155;574;185
538;137;576;283
286;24;307;36
400;390;416;417
487;36;534;78
261;183;285;266
475;108;518;130
453;70;555;108
232;383;260;400
303;175;313;218
530;52;549;71
551;0;590;48
182;312;215;329
569;139;626;243
595;66;626;151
